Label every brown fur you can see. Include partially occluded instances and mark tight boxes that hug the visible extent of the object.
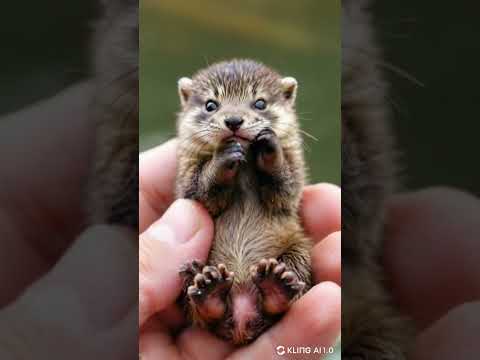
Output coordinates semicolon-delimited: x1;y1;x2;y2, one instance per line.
342;0;415;357
175;59;312;344
87;0;138;229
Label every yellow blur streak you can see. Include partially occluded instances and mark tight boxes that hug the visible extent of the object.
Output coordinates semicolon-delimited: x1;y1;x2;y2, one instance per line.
144;0;317;51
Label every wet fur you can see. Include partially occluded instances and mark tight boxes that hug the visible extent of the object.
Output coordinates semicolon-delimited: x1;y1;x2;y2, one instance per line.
342;0;415;357
87;0;138;229
176;60;312;344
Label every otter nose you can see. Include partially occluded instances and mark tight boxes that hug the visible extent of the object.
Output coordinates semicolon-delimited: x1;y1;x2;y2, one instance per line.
224;116;244;131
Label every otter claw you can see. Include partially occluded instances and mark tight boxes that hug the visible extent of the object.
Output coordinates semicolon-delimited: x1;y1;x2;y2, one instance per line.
251;258;304;315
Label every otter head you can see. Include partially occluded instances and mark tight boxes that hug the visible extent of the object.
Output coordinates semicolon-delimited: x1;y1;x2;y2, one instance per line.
176;59;299;151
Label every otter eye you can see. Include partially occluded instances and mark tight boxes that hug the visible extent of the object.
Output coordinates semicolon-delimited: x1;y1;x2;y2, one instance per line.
205;100;219;112
254;99;267;110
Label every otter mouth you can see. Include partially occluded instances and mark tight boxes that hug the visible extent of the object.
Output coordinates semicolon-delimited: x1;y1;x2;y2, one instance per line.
224;134;252;146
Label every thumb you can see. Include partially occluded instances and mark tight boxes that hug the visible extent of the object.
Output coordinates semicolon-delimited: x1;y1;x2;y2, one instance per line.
0;225;137;359
139;199;213;326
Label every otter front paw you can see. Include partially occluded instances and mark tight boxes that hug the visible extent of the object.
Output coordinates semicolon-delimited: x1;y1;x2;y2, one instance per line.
254;129;283;174
182;262;235;323
215;140;245;182
251;258;305;315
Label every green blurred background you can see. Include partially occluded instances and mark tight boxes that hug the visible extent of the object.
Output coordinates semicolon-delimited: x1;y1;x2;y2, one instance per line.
141;1;340;356
140;0;340;185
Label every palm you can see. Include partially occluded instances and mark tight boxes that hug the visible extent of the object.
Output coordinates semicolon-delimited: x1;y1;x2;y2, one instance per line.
139;140;341;359
0;83;95;306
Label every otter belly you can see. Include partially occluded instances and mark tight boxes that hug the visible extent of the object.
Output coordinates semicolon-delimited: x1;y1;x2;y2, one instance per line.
204;198;295;343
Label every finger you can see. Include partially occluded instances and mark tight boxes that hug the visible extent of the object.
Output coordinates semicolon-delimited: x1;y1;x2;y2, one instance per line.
301;184;341;244
139;199;213;326
0;82;96;294
0;214;50;306
140;323;180;360
229;282;341;359
139;319;232;360
311;231;341;285
176;327;235;360
384;187;480;329
0;82;95;239
105;305;138;360
42;225;137;328
157;304;186;332
139;139;178;232
412;301;480;360
0;225;137;358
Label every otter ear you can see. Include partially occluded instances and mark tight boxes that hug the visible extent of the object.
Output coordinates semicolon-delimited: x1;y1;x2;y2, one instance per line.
280;77;298;103
178;77;193;107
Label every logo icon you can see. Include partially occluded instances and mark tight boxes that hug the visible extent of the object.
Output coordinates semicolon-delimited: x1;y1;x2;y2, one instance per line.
276;345;285;355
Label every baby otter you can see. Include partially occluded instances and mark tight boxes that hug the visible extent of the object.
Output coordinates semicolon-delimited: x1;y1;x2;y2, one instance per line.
176;59;312;344
342;0;414;358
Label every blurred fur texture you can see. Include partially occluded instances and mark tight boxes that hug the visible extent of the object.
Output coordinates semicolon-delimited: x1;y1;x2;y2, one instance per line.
342;0;415;358
87;0;138;229
176;60;312;344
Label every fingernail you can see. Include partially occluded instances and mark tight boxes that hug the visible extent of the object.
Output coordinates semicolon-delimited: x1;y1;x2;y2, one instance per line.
147;199;203;244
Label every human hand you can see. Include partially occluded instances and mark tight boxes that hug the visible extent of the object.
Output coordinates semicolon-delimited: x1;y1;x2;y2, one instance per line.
384;188;480;359
139;139;341;359
0;226;137;359
0;82;137;359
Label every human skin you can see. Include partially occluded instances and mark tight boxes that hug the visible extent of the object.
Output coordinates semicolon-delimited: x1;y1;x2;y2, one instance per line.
139;140;480;359
0;82;137;359
139;139;342;359
0;82;478;358
384;188;480;359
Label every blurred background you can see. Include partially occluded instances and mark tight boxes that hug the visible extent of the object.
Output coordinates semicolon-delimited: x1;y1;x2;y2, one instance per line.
0;1;97;114
140;0;341;185
374;2;480;195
